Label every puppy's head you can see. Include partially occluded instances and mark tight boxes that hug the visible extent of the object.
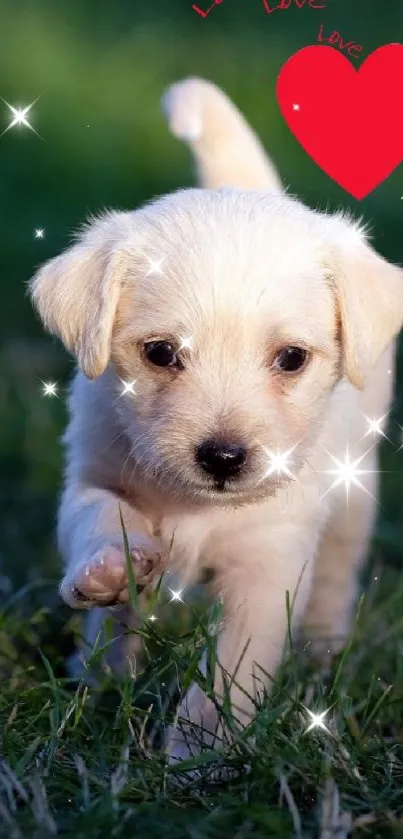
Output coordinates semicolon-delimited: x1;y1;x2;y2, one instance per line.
30;189;403;505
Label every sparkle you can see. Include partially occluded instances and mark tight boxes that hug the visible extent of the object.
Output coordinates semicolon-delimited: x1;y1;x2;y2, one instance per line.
304;707;330;734
396;424;403;452
292;104;300;111
261;444;297;481
178;336;193;351
119;379;136;397
320;445;378;503
1;99;40;138
363;413;389;441
148;614;157;622
146;257;165;277
41;380;58;398
169;588;184;604
34;228;44;239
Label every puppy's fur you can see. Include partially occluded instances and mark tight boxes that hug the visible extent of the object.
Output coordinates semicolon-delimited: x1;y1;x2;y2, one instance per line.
30;78;403;760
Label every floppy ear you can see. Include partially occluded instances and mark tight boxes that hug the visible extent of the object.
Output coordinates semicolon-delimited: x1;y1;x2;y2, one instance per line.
330;231;403;390
29;214;129;379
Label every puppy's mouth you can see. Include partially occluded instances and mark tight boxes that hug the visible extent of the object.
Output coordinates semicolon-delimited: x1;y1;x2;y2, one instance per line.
193;473;274;500
213;477;230;493
189;464;296;503
210;477;256;495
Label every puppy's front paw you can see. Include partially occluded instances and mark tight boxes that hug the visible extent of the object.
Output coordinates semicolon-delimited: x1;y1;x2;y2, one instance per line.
60;536;163;609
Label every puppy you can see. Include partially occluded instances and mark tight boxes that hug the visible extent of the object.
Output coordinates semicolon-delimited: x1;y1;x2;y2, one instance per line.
30;78;403;760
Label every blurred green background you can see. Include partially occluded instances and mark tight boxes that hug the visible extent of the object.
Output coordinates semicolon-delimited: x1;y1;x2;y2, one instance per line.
1;0;403;597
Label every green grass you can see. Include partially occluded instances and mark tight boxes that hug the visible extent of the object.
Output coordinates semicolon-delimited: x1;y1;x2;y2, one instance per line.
1;552;403;837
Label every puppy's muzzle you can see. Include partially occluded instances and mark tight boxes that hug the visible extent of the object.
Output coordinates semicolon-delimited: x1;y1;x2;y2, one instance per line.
196;439;247;484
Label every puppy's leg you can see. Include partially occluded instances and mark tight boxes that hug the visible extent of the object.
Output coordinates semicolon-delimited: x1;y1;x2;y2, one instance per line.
302;454;378;657
59;484;163;674
69;605;148;680
59;485;162;608
167;528;315;762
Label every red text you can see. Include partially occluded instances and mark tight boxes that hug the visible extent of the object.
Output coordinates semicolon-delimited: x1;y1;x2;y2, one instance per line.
192;0;225;18
262;0;325;13
192;0;326;17
318;23;363;59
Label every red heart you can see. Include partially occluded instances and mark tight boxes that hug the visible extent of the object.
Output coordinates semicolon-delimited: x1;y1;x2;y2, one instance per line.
276;44;403;200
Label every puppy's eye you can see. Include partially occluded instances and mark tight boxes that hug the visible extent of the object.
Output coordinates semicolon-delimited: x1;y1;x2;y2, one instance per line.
273;346;308;373
144;340;182;369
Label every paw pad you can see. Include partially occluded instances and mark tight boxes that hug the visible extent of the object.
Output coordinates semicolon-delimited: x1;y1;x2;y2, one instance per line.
60;541;162;609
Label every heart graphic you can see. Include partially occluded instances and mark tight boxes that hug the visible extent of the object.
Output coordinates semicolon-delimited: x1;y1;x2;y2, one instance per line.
276;44;403;199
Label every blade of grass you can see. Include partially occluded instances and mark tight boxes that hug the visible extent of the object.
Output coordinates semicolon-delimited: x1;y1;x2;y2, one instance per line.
330;594;365;698
119;505;139;613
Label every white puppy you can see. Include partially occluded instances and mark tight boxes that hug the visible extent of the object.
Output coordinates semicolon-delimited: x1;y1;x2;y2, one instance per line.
30;78;403;759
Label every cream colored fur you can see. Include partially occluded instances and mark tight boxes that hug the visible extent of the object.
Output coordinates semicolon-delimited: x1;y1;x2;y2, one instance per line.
162;77;283;191
30;78;403;762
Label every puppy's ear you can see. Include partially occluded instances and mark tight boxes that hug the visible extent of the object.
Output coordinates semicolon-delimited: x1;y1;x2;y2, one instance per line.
330;224;403;389
29;214;129;379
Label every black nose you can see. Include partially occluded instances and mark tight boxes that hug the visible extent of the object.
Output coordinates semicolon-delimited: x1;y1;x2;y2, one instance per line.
196;439;247;481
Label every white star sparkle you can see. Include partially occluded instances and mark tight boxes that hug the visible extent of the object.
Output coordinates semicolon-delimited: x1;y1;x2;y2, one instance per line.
41;381;58;398
34;228;44;239
363;413;389;442
148;614;157;622
304;707;330;734
261;445;297;481
169;588;184;604
146;257;165;277
178;336;193;351
292;104;300;111
1;99;40;138
119;379;136;397
320;446;378;503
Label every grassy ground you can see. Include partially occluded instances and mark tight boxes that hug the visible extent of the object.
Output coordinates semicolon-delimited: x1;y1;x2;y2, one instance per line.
1;550;403;837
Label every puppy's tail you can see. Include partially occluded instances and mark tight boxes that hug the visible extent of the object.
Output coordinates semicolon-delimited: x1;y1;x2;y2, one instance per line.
162;77;282;192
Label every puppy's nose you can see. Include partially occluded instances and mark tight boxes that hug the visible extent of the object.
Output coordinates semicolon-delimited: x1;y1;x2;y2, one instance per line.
196;439;247;480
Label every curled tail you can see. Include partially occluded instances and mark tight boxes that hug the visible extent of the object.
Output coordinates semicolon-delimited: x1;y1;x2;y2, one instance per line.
162;77;282;192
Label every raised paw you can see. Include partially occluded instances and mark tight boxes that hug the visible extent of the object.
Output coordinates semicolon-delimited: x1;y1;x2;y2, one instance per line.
60;537;163;609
